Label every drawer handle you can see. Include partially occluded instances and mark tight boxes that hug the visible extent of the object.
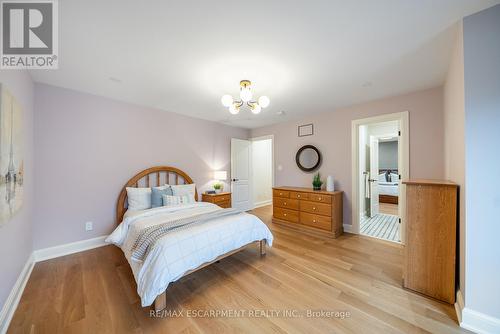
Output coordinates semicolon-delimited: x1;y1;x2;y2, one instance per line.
313;207;316;210
318;197;322;201
284;213;287;216
284;202;287;205
297;195;301;198
313;220;316;223
279;192;283;195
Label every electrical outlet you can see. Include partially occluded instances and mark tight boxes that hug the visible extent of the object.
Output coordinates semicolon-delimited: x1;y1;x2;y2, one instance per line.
85;221;93;231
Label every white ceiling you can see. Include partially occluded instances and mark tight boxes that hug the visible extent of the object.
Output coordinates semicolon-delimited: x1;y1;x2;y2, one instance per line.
30;0;499;129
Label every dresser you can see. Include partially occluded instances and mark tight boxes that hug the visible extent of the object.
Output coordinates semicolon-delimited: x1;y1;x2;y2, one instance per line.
402;179;458;304
201;192;231;208
272;186;343;238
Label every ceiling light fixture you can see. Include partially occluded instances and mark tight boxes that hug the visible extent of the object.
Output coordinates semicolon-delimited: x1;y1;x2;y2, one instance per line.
221;80;270;115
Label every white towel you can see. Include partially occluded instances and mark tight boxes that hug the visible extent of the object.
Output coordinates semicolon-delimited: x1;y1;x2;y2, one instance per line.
364;172;371;199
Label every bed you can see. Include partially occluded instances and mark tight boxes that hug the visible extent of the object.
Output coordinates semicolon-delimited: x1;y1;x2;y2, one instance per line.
106;166;273;311
378;169;399;204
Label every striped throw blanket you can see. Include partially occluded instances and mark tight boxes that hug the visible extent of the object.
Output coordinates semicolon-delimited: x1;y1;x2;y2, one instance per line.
130;208;241;262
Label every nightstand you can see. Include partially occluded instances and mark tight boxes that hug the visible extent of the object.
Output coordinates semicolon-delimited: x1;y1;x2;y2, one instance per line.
201;192;232;208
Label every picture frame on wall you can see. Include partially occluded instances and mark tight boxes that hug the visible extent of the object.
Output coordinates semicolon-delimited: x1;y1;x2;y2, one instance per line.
0;84;24;225
298;123;314;137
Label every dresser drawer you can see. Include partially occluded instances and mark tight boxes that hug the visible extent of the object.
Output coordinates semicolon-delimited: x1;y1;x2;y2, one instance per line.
214;194;231;203
309;194;332;204
290;191;308;200
300;212;332;231
300;200;332;217
273;207;299;223
273;189;290;198
273;197;299;210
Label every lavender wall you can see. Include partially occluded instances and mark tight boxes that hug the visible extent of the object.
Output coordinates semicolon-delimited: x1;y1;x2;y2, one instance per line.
251;87;445;226
33;84;249;249
463;4;500;318
0;71;34;309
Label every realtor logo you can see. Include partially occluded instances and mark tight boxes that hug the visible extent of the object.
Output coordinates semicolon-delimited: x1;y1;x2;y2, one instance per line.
1;0;58;69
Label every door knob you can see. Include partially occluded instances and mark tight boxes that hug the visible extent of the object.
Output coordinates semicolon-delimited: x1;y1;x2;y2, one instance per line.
232;178;239;182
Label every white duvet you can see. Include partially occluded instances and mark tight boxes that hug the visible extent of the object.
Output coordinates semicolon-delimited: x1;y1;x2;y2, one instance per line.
106;202;273;306
378;182;399;196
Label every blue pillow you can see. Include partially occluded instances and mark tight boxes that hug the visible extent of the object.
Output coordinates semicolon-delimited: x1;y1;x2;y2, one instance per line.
151;185;173;208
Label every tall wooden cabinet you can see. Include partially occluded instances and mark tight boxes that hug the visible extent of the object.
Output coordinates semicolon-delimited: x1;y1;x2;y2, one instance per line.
402;179;458;304
272;186;343;238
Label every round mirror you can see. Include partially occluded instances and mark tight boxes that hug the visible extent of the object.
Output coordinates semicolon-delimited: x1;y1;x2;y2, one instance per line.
296;145;322;172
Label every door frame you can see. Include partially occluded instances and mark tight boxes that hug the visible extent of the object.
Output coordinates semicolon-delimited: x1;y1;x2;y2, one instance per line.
249;135;275;209
368;135;381;217
351;111;409;243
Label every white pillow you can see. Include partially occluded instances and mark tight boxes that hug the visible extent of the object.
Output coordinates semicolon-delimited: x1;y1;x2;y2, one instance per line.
171;183;196;197
162;194;195;206
126;187;152;211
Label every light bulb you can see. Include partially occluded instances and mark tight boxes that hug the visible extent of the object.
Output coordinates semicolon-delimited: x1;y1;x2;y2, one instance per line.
251;104;262;114
229;104;239;115
221;95;233;107
240;88;252;102
258;96;270;108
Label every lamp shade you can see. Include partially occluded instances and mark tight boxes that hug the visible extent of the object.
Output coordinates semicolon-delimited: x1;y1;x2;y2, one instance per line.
240;87;252;102
258;96;270;108
229;104;239;114
251;103;262;114
221;95;233;107
213;170;227;180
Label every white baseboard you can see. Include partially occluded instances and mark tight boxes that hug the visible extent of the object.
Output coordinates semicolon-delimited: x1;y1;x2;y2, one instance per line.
456;289;500;334
462;307;500;334
0;253;35;334
253;200;272;209
34;235;108;262
455;290;465;324
343;224;353;233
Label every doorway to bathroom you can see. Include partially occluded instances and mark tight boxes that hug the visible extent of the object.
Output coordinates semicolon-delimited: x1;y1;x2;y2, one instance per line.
351;112;409;243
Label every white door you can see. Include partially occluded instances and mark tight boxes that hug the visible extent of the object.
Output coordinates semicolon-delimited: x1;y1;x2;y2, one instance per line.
369;136;380;217
231;138;252;211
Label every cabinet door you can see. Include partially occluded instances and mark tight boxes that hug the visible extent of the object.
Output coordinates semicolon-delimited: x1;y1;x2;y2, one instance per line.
404;184;457;303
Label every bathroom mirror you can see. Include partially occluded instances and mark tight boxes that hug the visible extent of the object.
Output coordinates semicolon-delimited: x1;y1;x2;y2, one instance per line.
295;145;322;172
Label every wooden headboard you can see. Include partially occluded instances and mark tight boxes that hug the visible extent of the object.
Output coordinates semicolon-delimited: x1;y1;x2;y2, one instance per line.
116;166;198;224
379;168;398;174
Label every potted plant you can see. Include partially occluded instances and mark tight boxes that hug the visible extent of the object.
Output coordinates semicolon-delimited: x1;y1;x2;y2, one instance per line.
213;182;222;194
312;173;323;191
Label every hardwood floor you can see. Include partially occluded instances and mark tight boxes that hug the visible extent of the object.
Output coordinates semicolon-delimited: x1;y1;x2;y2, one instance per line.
8;205;467;334
379;203;399;216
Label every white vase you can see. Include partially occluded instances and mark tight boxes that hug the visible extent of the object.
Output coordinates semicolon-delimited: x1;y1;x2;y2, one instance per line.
215;189;221;194
326;175;334;192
